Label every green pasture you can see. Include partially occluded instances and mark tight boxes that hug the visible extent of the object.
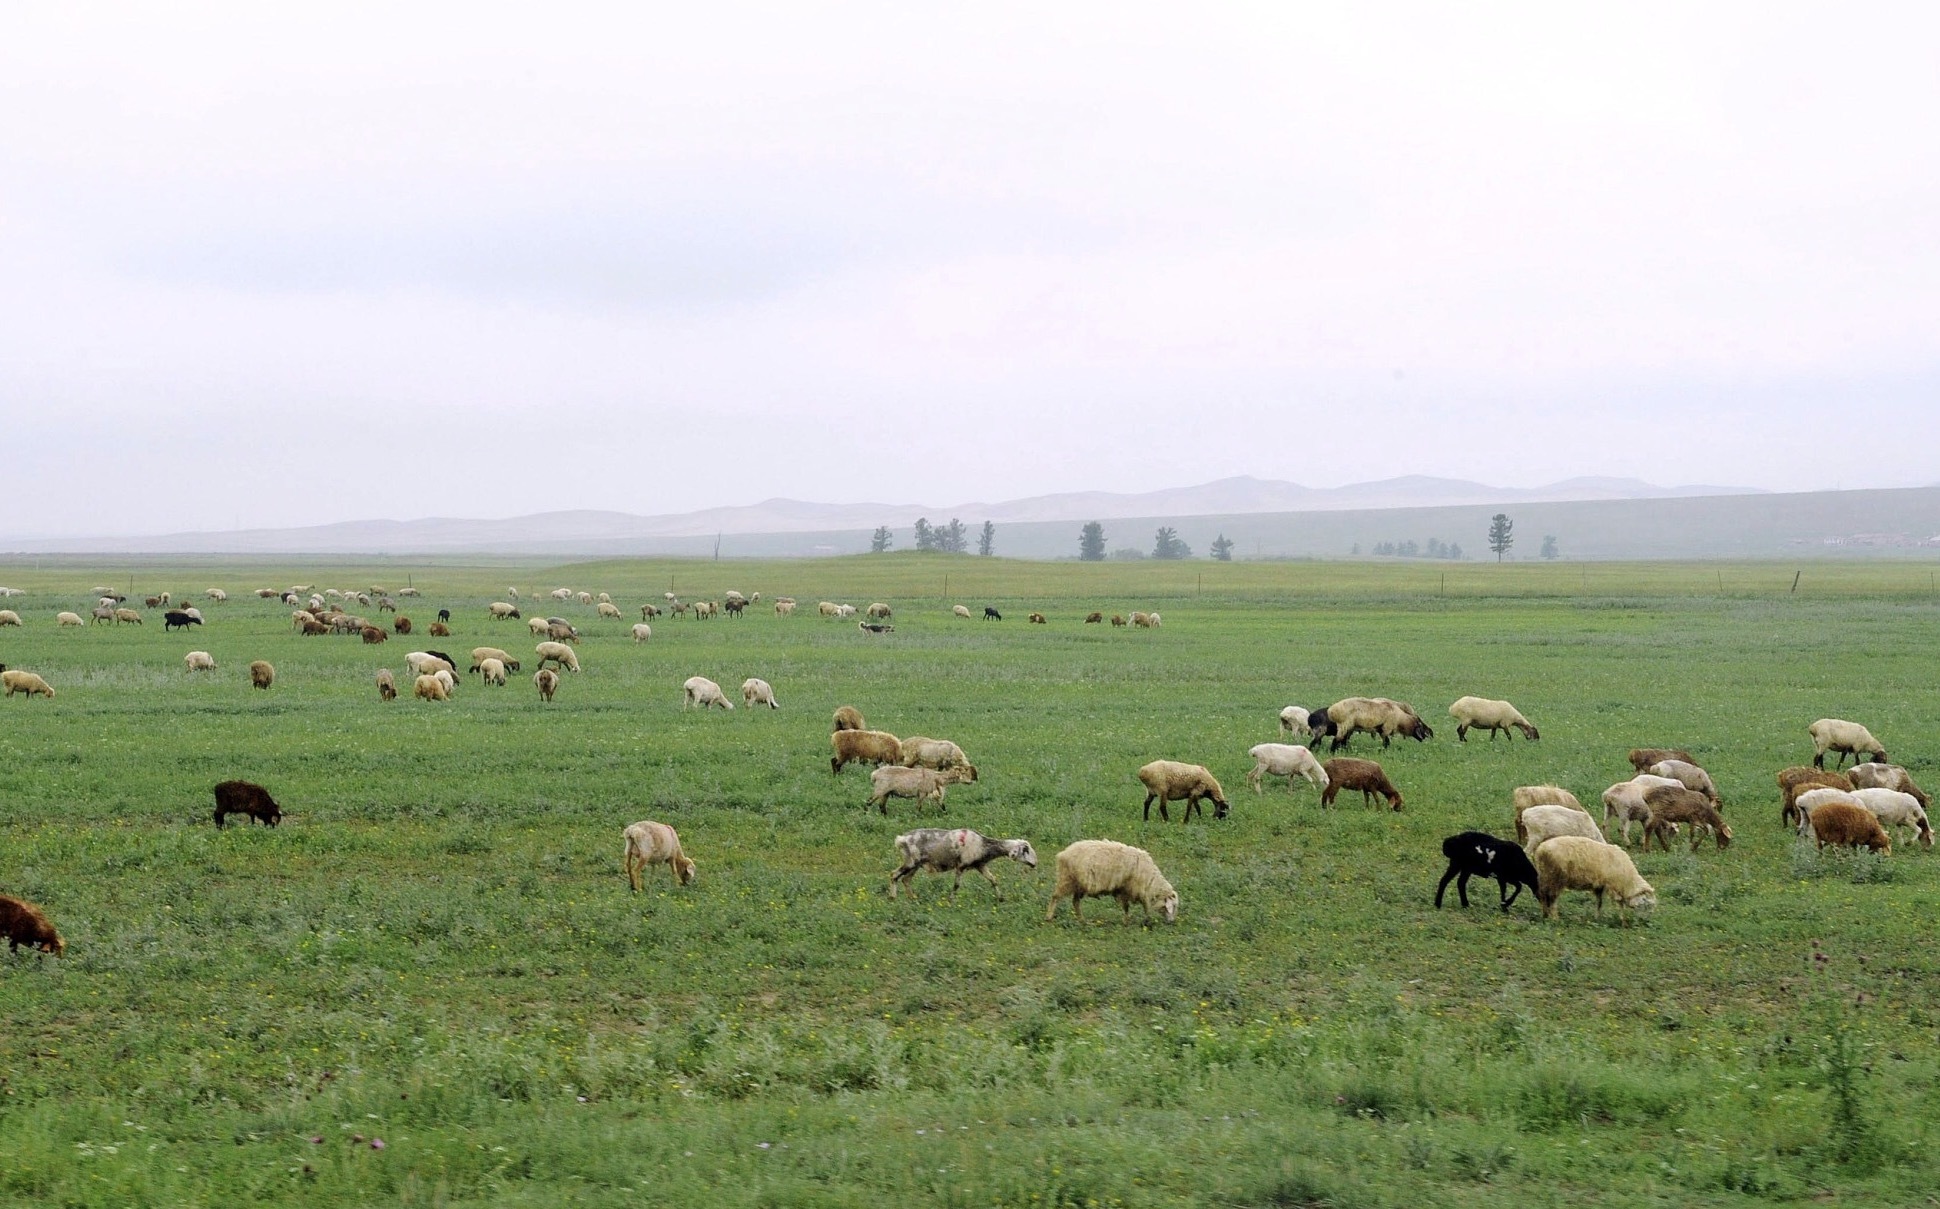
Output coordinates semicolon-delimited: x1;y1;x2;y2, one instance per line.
2;554;1939;1206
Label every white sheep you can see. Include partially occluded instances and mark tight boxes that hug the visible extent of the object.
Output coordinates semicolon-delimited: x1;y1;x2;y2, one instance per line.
1512;785;1590;843
682;675;733;710
206;588;228;603
867;765;975;813
952;604;972;619
1647;759;1719;804
413;673;450;702
183;651;216;672
1809;718;1887;769
1447;696;1539;741
833;604;857;619
405;651;454;677
535;641;581;673
1518;804;1606;855
889;828;1037;901
898;737;977;778
1531;835;1656;923
1794;786;1864;837
489;601;520;619
1850;788;1934;848
469;647;518;673
597;601;622;619
622;820;696;890
1599;775;1683;845
527;616;551;636
1245;743;1329;794
774;600;796;616
2;670;55;699
1045;839;1178;924
433;668;457;697
1277;706;1313;738
631;623;653;642
740;677;779;710
56;612;83;627
551;587;574;602
0;610;21;627
1849;762;1930;808
478;657;507;686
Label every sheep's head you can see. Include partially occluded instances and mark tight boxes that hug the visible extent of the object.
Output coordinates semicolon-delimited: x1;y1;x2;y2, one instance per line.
1620;884;1657;913
674;857;698;885
1407;720;1435;742
1155;891;1179;923
1518;723;1540;740
1714;824;1734;849
1007;840;1038;869
1307;709;1334;735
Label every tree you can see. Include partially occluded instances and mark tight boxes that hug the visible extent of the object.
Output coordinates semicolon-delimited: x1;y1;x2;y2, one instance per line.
937;518;968;554
1152;527;1192;560
1079;522;1106;561
1488;513;1515;561
1540;534;1559;561
870;526;893;554
1210;533;1234;561
913;518;934;552
977;521;995;557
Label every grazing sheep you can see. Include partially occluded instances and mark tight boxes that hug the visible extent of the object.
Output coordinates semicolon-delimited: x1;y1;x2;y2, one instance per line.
489;602;521;620
1245;743;1329;794
817;601;839;618
1599;775;1684;844
1435;832;1541;911
434;668;457;696
535;642;580;673
1805;799;1892;854
183;650;216;672
1110;614;1126;626
773;600;795;616
1310;697;1434;751
1627;747;1695;773
360;625;389;644
56;612;83;627
162;610;202;632
1085;612;1104;624
682;676;734;710
952;604;972;619
832;604;856;619
535;668;560;702
393;616;413;635
2;669;55;699
1850;788;1934;848
1642;785;1733;852
1518;804;1607;854
428;620;451;637
1809;718;1887;769
639;603;662;620
831;729;902;775
1319;757;1403;810
404;652;454;677
898;737;978;778
0;894;64;956
468;647;518;673
598;601;622;619
1849;762;1930;809
1137;760;1230;822
1028;612;1046;624
832;705;866;732
528;615;551;636
1447;696;1539;741
866;602;892;620
375;668;397;701
299;619;330;636
113;607;143;625
1647;759;1720;805
90;604;114;625
1512;785;1591;843
1129;611;1151;627
206;588;228;603
983;606;1002;621
1277;706;1313;738
624;622;652;643
378;596;397;614
213;779;282;828
551;587;574;601
478;657;507;686
889;828;1037;901
143;594;166;608
1794;787;1865;837
1778;766;1852;827
1532;836;1656;923
1045;840;1178;925
741;677;779;710
249;660;274;690
413;673;450;701
622;820;697;890
546;619;581;643
181;606;204;624
867;765;975;813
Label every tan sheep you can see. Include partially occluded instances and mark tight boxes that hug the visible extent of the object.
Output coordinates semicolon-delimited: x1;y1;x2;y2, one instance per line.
622;820;697;890
375;668;397;701
535;641;580;673
469;647;518;673
1137;760;1229;822
682;676;734;710
951;604;972;619
897;737;979;781
1777;766;1852;828
1045;840;1178;924
0;610;20;627
1809;718;1887;769
1599;775;1684;845
413;673;450;701
739;677;779;710
535;668;560;702
183;650;216;672
832;705;866;732
1647;759;1719;805
832;729;902;775
1518;804;1606;854
1532;836;1656;923
1277;706;1313;738
1848;762;1930;809
114;607;143;625
773;600;796;616
478;657;507;686
56;612;84;627
1311;697;1434;751
1512;785;1590;843
866;765;975;813
249;660;275;690
1447;695;1539;741
1641;784;1733;852
2;669;55;699
598;601;622;619
1245;743;1328;794
631;623;653;642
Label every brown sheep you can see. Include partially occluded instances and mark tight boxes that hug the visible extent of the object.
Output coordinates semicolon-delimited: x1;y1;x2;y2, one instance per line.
535;667;560;702
1807;800;1891;854
622;820;697;890
213;780;282;828
0;895;64;955
300;619;330;636
114;607;143;625
428;620;452;637
1110;615;1126;627
394;616;413;634
361;625;389;644
1320;758;1403;810
832;705;866;732
1084;612;1104;624
1028;612;1047;624
1627;747;1695;773
1777;766;1851;828
832;729;902;775
1135;760;1230;823
1642;784;1733;851
249;660;275;690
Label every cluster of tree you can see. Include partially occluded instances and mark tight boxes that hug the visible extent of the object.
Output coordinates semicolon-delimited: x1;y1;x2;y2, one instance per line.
1368;538;1465;560
872;520;999;556
1077;523;1232;561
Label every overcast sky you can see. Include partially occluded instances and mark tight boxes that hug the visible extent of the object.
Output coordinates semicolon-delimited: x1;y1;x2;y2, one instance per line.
3;3;1936;539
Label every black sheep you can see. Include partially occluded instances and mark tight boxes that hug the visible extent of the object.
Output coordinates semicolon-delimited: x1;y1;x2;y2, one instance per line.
983;607;1002;621
163;610;202;631
213;780;282;828
1434;831;1539;911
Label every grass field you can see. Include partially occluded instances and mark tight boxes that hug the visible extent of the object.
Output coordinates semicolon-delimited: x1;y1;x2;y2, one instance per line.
3;554;1940;1206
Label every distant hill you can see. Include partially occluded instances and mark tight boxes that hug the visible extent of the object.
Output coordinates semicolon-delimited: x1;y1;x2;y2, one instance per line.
1;474;1771;556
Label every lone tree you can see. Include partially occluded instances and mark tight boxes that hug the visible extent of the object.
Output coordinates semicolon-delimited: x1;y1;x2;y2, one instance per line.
1210;533;1234;561
870;526;893;554
937;518;968;554
1488;513;1515;561
1540;534;1559;561
913;518;935;552
1079;522;1107;561
977;521;995;557
1152;527;1192;560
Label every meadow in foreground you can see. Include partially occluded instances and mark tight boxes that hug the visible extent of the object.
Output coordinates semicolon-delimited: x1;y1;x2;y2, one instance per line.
2;555;1939;1206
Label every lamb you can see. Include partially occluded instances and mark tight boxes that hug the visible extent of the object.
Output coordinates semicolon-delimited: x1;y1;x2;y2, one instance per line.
867;765;976;813
113;608;143;625
1647;759;1719;805
1804;799;1892;854
213;779;282;828
535;642;580;673
682;676;734;710
0;894;64;956
249;660;274;690
489;602;521;620
1309;697;1434;751
535;668;560;702
1447;696;1539;741
1045;840;1178;924
1809;718;1887;769
1532;836;1656;923
184;650;216;672
831;729;902;774
1512;785;1591;844
414;673;450;701
1277;706;1313;738
899;737;977;778
1600;775;1685;844
952;604;972;619
2;669;55;699
469;647;519;673
478;657;508;686
1245;743;1329;794
741;677;779;709
889;828;1037;901
1518;804;1607;854
1642;784;1733;852
983;606;1001;621
1777;766;1852;827
1849;762;1930;809
1435;832;1541;911
832;705;866;732
56;612;83;627
1319;757;1403;810
1627;747;1695;773
622;820;697;890
631;623;653;642
1847;787;1934;848
162;610;202;632
1137;759;1230;822
375;668;397;701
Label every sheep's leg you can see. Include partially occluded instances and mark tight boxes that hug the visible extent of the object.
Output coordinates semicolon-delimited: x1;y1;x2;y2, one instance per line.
1248;767;1264;794
1142;792;1157;821
1070;891;1086;922
625;853;642;893
1499;879;1522;911
978;865;1003;900
1434;864;1460;908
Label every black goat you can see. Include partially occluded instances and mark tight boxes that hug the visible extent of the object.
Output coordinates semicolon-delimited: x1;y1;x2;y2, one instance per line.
1434;831;1539;912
